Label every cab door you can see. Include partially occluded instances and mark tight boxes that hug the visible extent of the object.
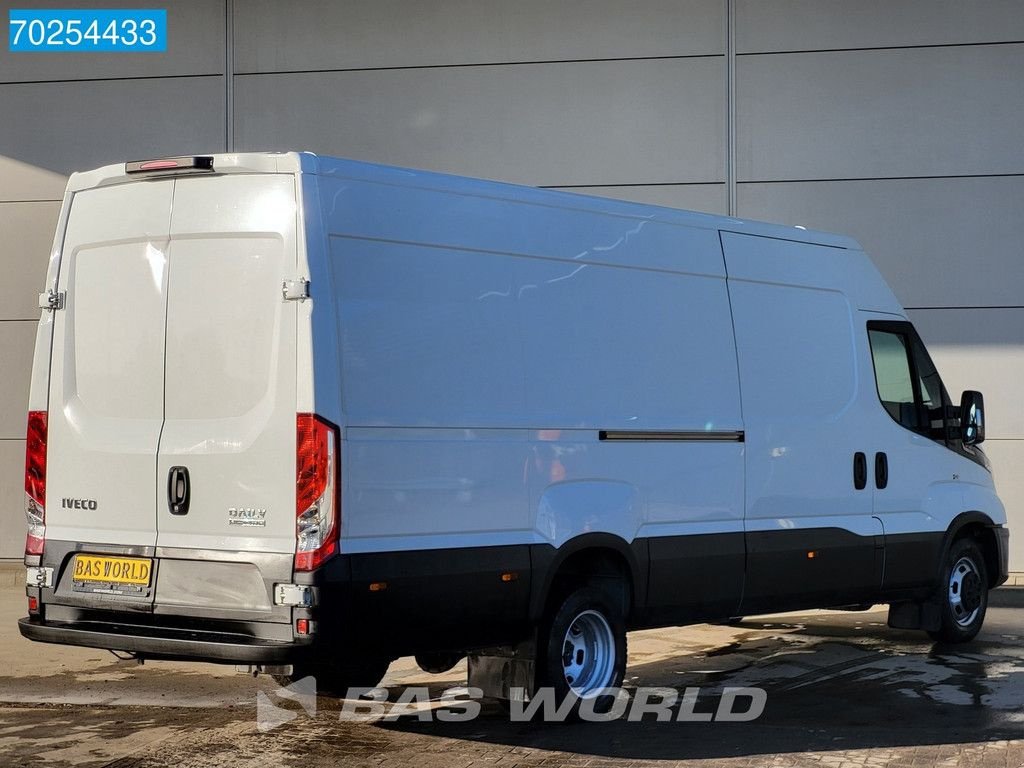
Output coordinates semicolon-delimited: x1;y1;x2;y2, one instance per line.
863;318;975;592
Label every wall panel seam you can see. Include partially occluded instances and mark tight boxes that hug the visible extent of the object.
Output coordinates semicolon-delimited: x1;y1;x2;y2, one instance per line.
232;53;726;77
544;182;726;189
0;73;224;86
740;173;1024;184
225;0;234;153
726;0;736;216
737;40;1024;57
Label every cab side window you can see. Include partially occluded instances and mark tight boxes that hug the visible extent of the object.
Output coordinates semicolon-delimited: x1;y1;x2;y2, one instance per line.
868;330;921;430
868;323;950;442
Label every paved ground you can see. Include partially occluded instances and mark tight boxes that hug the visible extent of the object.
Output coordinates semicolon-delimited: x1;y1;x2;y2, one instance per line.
0;576;1020;767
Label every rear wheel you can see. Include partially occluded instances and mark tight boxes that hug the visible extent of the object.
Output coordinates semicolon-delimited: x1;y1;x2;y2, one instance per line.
273;655;391;696
928;537;988;643
537;586;626;716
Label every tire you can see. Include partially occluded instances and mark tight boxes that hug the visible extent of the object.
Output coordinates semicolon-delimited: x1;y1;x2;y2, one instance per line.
537;586;627;717
928;537;989;644
273;655;391;696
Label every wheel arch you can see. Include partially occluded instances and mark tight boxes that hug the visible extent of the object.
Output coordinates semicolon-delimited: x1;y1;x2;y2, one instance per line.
528;533;648;624
939;511;1002;589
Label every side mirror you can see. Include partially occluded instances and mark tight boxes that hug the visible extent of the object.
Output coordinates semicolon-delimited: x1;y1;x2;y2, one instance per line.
959;390;985;446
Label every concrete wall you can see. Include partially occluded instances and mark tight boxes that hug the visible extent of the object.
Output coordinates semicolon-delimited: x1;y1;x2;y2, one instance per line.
0;1;1020;568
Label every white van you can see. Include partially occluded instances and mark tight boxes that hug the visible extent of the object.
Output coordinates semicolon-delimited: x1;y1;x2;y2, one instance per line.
21;152;1009;706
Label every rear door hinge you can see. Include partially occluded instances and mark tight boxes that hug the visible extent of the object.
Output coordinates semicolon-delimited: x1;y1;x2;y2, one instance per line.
282;278;310;302
38;289;65;311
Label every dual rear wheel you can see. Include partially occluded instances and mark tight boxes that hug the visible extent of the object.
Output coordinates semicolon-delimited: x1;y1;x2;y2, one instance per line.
537;586;628;713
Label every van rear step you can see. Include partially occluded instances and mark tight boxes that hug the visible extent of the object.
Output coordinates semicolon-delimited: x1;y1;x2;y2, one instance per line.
18;617;303;664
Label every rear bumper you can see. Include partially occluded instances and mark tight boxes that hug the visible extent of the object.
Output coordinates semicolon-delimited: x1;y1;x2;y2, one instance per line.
18;616;304;664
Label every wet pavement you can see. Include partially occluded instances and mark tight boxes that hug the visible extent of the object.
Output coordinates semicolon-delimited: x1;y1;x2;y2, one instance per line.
0;582;1020;767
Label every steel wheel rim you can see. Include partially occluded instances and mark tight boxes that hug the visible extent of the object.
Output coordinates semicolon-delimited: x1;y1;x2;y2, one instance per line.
561;609;615;699
948;555;983;627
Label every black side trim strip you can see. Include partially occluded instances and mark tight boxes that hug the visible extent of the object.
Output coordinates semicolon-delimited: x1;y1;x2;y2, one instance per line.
599;430;744;442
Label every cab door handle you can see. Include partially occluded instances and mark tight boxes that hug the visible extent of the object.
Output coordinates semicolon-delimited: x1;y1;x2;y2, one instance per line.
875;452;888;490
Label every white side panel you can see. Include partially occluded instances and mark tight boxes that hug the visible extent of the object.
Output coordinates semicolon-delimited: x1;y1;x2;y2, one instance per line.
326;179;743;553
46;181;173;547
335;235;739;430
156;175;297;553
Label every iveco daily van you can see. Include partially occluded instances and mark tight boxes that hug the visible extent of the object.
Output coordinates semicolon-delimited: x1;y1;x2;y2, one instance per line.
20;152;1009;708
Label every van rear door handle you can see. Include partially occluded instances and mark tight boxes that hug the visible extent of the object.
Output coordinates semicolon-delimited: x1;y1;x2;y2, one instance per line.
168;466;190;515
853;452;867;490
874;452;888;490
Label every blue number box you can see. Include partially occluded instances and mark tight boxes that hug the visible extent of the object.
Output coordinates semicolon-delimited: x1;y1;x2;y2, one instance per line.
9;9;167;52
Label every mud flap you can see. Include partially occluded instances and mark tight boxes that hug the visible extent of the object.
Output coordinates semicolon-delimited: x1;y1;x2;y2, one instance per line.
467;639;537;702
888;600;942;631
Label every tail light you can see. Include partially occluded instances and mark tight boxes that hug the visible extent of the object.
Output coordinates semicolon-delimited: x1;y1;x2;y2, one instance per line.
295;414;340;571
24;411;47;557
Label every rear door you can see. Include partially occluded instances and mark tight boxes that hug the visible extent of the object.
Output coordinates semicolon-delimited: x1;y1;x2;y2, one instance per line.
46;180;172;550
155;174;298;555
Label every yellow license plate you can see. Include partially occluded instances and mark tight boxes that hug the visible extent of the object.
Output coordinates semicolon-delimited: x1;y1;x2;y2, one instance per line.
72;555;152;586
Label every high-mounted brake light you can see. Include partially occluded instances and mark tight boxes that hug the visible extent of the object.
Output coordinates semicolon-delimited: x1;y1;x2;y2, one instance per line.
125;156;214;174
24;411;47;557
294;414;340;572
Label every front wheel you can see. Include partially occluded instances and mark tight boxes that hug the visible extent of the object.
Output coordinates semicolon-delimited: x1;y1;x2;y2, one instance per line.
537;586;627;715
928;537;989;643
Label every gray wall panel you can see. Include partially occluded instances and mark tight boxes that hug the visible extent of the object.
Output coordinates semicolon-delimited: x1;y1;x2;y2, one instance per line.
0;159;67;203
235;58;725;186
736;0;1024;53
234;0;724;73
737;176;1024;308
0;77;226;184
552;184;726;215
0;1;224;83
0;322;35;439
737;45;1024;181
907;308;1024;441
0;441;26;559
979;440;1024;568
0;203;58;319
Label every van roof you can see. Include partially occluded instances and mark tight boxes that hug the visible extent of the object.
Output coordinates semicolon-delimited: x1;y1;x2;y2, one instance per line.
69;151;860;251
